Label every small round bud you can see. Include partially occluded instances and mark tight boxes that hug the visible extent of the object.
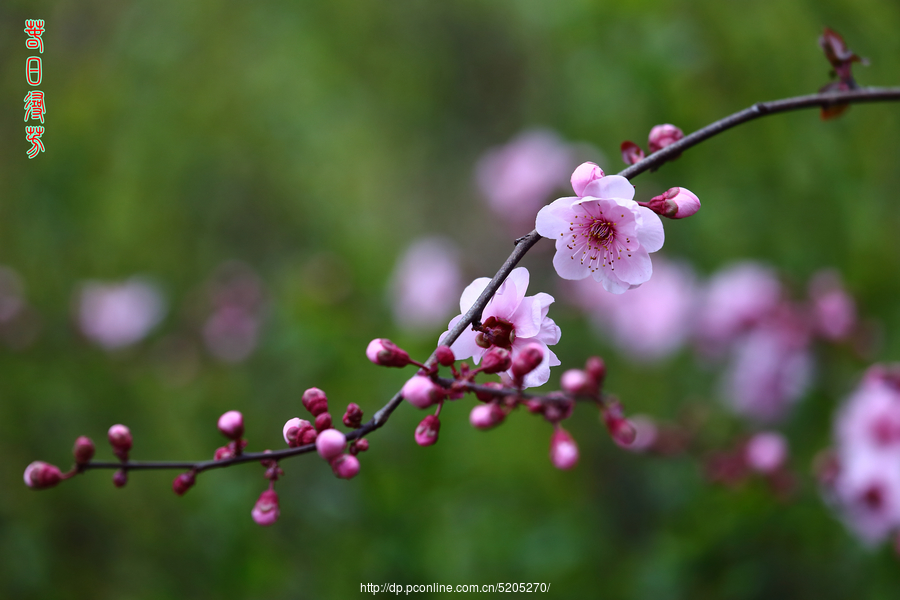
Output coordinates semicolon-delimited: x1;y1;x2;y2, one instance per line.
23;461;63;489
435;345;455;366
511;343;544;380
342;403;363;428
314;412;333;432
402;374;445;409
744;432;788;474
481;347;511;374
646;187;700;219
560;369;596;396
602;400;636;446
73;436;95;464
620;140;645;165
585;357;606;388
172;471;196;496
217;410;244;440
648;123;684;154
570;161;605;197
550;428;579;470
315;428;347;461
354;438;369;453
112;469;128;488
300;427;318;445
470;404;505;430
301;387;329;417
365;338;411;368
331;454;360;479
108;424;133;458
415;415;441;447
251;489;280;526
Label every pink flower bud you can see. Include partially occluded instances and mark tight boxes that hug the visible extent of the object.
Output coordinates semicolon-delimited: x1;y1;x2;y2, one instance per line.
624;415;659;453
23;461;63;489
402;374;445;409
415;415;441;446
251;489;280;526
570;162;605;197
435;345;455;366
282;417;308;446
315;428;346;461
342;403;364;428
481;347;512;374
744;431;788;474
108;424;133;457
470;404;505;430
475;381;505;402
620;141;645;165
560;369;596;396
301;387;329;416
585;356;606;389
300;427;318;445
73;436;95;464
648;124;684;154
314;412;333;432
365;338;411;368
602;400;636;446
112;469;128;488
331;454;360;479
645;187;700;219
352;438;369;454
512;343;544;380
550;428;579;470
172;471;196;496
217;410;244;440
215;445;232;460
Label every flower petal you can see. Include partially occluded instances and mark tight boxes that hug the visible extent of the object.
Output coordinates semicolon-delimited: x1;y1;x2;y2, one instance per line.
582;175;635;201
636;206;665;253
610;247;653;286
552;239;591;280
459;277;491;313
536;196;579;238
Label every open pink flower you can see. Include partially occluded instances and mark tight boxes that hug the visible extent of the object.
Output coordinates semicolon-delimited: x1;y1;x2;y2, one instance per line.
536;175;664;294
440;267;560;388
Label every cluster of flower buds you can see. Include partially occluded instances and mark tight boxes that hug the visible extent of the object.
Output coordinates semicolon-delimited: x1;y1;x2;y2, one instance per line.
108;424;132;487
368;336;638;471
620;123;684;165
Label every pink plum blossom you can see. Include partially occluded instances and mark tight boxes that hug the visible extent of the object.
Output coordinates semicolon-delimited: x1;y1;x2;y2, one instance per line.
570;162;605;197
568;257;697;362
536;174;665;294
77;278;166;350
401;374;445;409
648;124;684;153
331;454;360;479
440;267;561;388
217;411;244;440
388;237;463;332
476;129;575;226
549;428;579;470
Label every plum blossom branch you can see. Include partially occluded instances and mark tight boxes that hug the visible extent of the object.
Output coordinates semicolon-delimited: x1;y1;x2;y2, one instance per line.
31;87;900;480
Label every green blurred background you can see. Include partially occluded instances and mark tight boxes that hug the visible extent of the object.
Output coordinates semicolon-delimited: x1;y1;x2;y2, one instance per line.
3;0;900;598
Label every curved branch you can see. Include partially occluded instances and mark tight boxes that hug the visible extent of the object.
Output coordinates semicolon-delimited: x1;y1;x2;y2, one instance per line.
75;86;900;475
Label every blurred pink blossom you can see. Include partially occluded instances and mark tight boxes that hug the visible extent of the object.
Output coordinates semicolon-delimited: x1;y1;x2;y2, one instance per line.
695;262;782;355
441;267;560;388
568;257;697;362
203;262;264;363
77;278;166;350
476;130;575;226
829;366;900;544
744;431;788;474
808;270;857;341
720;314;813;423
388;237;462;332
